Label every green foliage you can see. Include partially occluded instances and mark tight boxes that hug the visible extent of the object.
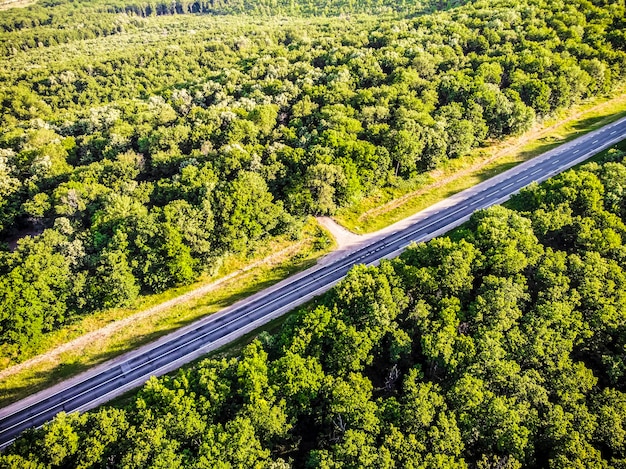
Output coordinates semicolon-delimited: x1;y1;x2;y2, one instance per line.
0;228;82;352
0;0;623;349
6;153;626;467
1;0;626;461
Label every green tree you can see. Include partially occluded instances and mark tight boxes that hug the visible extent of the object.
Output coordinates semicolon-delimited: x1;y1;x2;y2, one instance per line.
215;171;284;253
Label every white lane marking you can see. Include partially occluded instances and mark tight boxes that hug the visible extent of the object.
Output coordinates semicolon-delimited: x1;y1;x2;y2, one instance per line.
502;182;515;190
2;225;401;428
519;175;528;181
394;194;500;247
469;197;485;206
573;149;579;154
448;206;466;217
531;169;542;176
12;118;626;433
592;139;598;144
551;159;560;165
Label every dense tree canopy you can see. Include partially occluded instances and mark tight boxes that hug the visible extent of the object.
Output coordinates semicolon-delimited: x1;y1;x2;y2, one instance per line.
0;0;624;352
3;148;626;467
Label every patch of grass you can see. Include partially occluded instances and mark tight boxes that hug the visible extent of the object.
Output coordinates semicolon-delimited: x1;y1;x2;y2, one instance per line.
0;0;35;10
335;89;626;233
0;217;334;407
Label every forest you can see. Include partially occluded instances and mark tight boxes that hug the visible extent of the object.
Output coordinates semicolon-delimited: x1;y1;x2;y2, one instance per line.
2;147;626;468
0;0;625;358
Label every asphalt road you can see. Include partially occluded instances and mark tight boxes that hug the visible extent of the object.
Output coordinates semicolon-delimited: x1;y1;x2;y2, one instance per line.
1;116;626;448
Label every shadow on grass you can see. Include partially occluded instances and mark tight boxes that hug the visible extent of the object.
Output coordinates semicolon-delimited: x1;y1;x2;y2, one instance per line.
0;257;321;409
571;110;626;132
0;360;96;406
475;161;520;182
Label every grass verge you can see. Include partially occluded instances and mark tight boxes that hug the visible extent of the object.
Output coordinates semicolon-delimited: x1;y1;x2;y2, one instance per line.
0;0;35;10
0;218;334;407
335;88;626;233
3;90;626;409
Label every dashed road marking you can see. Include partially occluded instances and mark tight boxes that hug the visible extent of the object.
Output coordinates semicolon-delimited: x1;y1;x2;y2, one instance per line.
448;207;465;216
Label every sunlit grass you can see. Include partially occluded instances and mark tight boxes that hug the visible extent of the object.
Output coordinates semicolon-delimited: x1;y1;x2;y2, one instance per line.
335;88;626;233
0;217;334;407
0;0;35;10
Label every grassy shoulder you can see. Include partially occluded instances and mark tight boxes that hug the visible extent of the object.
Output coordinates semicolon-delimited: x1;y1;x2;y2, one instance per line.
335;88;626;233
0;218;334;407
0;0;35;10
3;89;625;409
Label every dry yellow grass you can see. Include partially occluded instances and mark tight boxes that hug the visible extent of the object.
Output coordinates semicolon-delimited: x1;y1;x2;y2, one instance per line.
0;0;35;10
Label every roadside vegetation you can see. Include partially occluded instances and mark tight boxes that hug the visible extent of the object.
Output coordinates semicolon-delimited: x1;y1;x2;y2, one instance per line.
4;147;626;468
1;0;626;463
0;218;332;407
335;87;626;233
1;0;625;363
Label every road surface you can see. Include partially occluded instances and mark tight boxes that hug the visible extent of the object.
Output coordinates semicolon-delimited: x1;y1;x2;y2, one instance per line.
1;116;625;448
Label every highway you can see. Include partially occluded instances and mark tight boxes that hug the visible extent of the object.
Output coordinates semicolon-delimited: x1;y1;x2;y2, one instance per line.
1;116;626;448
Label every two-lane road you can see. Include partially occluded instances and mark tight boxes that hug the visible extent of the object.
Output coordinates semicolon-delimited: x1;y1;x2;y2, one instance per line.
1;116;626;448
